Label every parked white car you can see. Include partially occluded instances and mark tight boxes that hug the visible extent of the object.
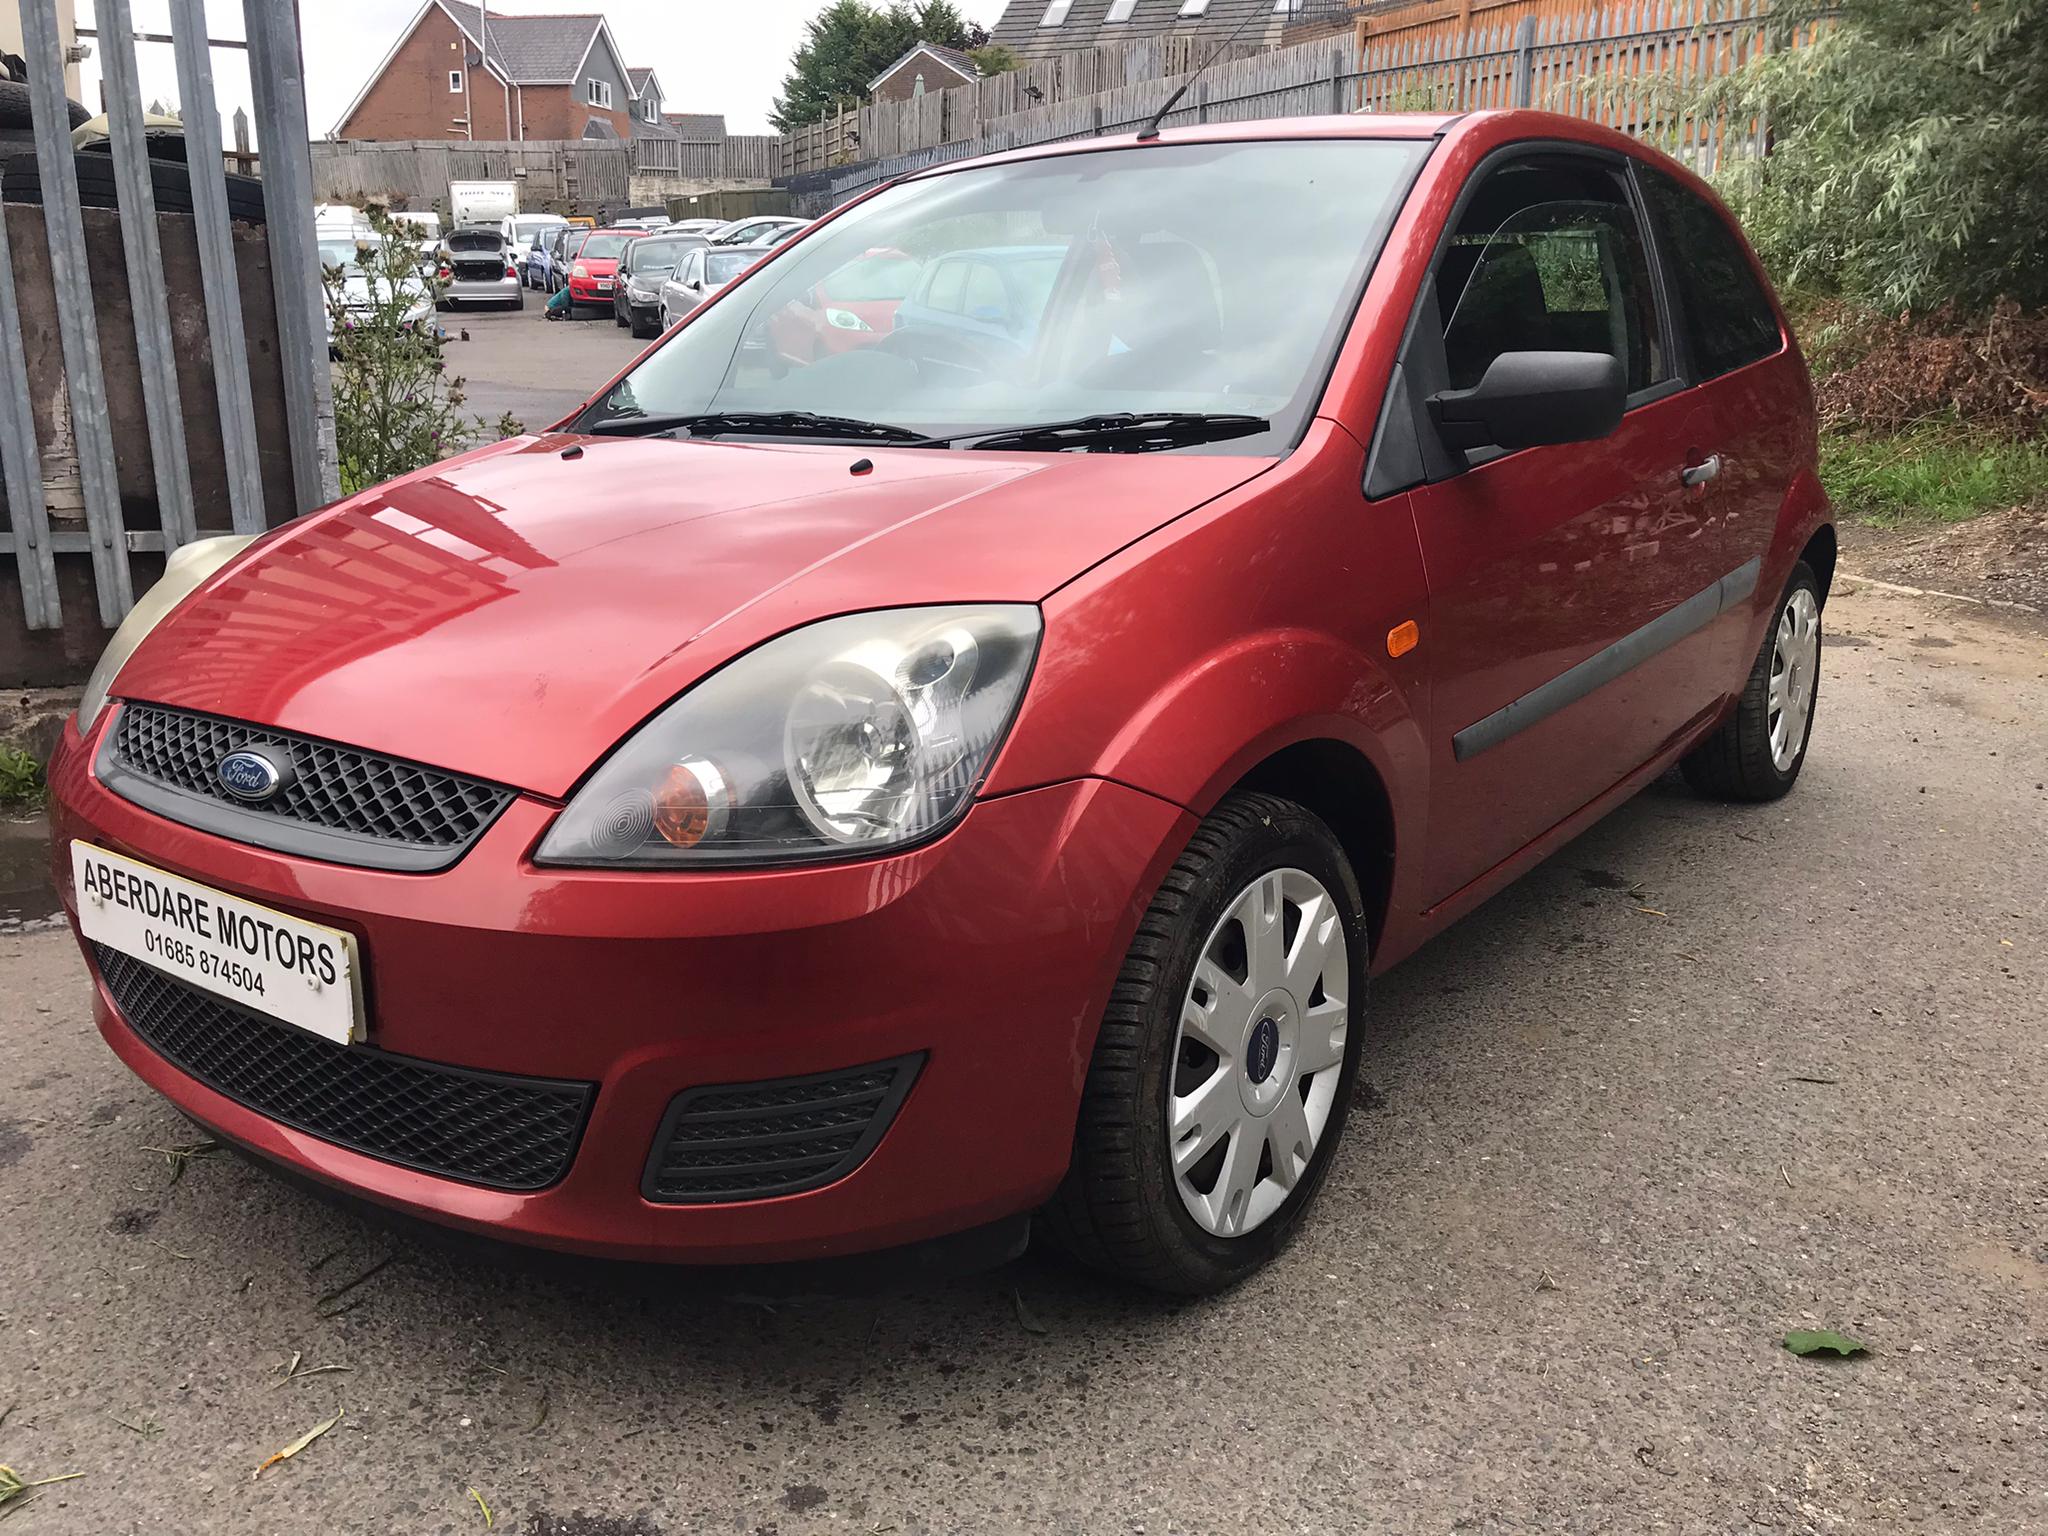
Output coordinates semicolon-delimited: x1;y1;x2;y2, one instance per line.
658;244;773;329
500;213;568;284
319;230;435;347
707;216;808;247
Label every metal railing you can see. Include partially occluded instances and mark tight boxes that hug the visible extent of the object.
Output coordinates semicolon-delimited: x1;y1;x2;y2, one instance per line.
0;0;335;636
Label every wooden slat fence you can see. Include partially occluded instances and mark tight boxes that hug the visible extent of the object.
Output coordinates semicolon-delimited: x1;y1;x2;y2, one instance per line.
632;135;781;181
793;0;1814;213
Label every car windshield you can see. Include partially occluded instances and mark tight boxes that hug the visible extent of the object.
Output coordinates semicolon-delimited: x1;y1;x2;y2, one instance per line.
318;237;378;267
629;239;692;275
514;218;559;240
828;253;923;302
585;139;1425;453
580;234;632;260
705;250;760;284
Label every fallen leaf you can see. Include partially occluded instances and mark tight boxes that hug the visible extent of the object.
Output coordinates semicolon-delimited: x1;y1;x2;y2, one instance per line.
1633;907;1669;918
1011;1289;1049;1337
469;1486;493;1528
1784;1329;1867;1358
254;1408;344;1477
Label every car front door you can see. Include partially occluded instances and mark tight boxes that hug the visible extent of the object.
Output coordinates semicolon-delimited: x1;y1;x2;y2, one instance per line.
1397;150;1734;905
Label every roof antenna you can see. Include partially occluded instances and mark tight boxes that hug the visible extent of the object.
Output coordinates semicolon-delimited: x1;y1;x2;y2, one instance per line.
1136;1;1273;142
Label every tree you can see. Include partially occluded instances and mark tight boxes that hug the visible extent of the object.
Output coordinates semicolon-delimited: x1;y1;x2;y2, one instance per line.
771;0;987;132
969;43;1022;76
1700;0;2047;313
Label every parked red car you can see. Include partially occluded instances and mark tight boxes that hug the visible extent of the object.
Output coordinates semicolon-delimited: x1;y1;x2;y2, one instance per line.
563;227;645;311
49;111;1831;1294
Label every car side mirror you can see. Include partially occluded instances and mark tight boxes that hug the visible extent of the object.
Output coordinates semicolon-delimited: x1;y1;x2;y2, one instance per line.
1427;351;1626;453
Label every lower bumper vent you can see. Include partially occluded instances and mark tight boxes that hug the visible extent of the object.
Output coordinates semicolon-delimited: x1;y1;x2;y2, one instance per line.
642;1056;922;1205
94;944;594;1192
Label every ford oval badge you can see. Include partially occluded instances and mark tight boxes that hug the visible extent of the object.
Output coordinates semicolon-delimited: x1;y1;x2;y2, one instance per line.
217;746;291;804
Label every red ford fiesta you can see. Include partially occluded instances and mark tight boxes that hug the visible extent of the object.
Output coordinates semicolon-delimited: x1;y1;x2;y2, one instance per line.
49;111;1830;1294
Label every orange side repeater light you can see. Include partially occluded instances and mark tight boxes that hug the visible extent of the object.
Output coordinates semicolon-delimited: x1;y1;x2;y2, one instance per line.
1387;620;1420;659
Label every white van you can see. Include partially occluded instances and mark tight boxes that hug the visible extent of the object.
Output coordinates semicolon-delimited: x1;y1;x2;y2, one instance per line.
501;212;569;286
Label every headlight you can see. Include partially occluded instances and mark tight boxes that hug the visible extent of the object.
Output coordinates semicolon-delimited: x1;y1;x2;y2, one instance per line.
825;308;872;332
77;535;257;732
537;606;1040;868
571;262;589;279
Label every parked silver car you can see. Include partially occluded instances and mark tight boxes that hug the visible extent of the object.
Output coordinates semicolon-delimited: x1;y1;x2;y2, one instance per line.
437;227;523;311
708;216;807;247
658;244;773;329
615;233;708;339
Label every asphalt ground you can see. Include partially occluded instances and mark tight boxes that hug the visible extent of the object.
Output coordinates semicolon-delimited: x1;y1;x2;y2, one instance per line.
3;586;2044;1532
439;297;648;433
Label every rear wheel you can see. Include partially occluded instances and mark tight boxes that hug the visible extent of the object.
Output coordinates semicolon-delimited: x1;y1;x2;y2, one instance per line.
1047;793;1367;1295
1683;561;1822;802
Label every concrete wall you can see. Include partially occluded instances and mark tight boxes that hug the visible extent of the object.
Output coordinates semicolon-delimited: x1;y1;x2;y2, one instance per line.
0;0;81;99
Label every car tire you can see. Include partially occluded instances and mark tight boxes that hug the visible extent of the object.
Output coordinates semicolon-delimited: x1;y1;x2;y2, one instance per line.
0;81;90;132
1045;792;1368;1296
1682;561;1822;803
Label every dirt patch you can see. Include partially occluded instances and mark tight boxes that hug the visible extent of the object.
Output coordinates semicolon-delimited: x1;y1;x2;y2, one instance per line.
1840;501;2048;614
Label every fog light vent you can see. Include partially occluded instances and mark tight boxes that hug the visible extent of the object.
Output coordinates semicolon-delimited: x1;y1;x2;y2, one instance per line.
641;1056;923;1204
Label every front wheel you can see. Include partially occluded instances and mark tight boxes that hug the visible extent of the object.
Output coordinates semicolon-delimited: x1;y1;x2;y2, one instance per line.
1047;793;1367;1295
1683;561;1822;802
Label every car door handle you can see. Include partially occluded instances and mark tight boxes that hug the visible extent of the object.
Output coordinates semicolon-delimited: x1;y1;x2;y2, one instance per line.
1680;454;1723;488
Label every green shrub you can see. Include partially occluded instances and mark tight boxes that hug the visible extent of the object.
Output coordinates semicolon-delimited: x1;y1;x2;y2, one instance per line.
326;210;521;496
1702;0;2047;314
0;748;44;809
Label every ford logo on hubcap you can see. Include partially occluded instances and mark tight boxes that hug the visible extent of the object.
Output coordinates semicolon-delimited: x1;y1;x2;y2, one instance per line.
1247;1017;1282;1085
217;747;291;804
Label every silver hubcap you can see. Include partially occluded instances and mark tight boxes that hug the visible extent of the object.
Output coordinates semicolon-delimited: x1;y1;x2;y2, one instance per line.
1170;868;1350;1238
1769;587;1821;771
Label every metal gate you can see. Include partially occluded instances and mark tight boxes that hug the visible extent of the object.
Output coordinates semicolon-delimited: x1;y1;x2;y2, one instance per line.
0;0;335;635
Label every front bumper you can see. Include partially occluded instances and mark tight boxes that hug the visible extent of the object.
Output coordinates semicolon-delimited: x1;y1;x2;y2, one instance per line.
47;712;1190;1265
567;277;614;304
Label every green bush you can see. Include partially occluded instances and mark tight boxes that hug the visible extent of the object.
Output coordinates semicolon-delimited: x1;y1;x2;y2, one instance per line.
326;211;521;496
1703;0;2047;314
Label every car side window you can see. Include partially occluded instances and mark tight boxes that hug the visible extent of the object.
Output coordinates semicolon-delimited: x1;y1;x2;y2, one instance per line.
1639;169;1782;380
926;259;969;315
682;251;703;285
1437;161;1668;395
964;262;1008;324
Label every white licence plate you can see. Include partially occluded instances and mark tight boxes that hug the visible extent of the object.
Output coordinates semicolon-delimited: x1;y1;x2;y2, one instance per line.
73;842;365;1045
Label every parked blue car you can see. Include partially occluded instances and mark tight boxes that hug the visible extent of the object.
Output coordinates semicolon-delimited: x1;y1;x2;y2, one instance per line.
887;244;1067;362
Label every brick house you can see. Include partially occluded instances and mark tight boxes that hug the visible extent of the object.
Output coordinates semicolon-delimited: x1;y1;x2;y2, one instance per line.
333;1;678;143
867;42;981;104
986;0;1361;63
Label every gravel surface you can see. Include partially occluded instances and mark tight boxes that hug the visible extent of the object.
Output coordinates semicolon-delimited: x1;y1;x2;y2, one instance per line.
1841;504;2048;614
1;583;2044;1536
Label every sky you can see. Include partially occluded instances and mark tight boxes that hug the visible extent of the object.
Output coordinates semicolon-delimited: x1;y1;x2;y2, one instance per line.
76;0;1013;145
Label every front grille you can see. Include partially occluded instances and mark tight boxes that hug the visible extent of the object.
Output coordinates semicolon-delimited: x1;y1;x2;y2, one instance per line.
643;1056;923;1204
105;704;512;872
95;944;593;1191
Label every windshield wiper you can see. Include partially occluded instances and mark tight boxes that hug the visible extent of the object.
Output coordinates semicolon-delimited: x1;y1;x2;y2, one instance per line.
937;413;1271;454
587;410;928;444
